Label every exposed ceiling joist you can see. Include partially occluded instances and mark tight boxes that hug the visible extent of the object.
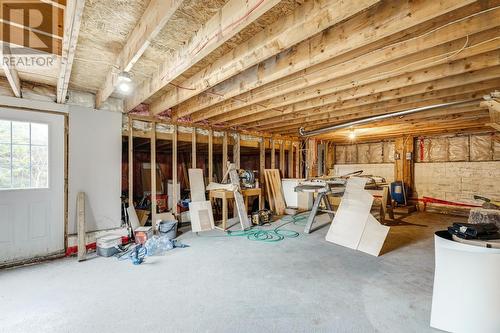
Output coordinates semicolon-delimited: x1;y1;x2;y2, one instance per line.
56;0;85;104
149;0;381;115
1;44;22;98
171;0;477;119
95;0;184;108
126;0;283;111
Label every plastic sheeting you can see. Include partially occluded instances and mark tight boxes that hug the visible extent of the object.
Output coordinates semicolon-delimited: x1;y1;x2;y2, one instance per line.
369;142;383;163
357;144;370;164
429;137;448;162
345;145;357;164
336;145;346;164
470;135;492;161
448;136;469;161
383;141;395;163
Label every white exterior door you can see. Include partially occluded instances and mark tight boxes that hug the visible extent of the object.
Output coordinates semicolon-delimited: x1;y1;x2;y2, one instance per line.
0;108;65;265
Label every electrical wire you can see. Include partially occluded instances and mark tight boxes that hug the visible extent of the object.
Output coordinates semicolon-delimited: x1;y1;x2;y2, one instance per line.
197;212;310;242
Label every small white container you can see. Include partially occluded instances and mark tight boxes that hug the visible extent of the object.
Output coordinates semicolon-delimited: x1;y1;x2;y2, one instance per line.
96;234;122;257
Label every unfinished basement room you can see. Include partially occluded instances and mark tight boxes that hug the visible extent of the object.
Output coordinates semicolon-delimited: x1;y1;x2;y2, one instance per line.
1;0;500;332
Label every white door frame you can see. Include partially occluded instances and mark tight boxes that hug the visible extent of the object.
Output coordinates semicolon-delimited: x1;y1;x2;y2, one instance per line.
0;106;68;268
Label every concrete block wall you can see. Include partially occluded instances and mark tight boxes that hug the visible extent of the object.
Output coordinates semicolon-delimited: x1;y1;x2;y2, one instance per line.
333;164;394;183
414;162;500;204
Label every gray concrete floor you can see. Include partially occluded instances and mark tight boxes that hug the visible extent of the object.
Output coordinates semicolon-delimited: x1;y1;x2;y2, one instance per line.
0;212;463;333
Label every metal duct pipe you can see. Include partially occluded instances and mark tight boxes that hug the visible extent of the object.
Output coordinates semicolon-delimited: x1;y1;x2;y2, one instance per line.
298;99;482;137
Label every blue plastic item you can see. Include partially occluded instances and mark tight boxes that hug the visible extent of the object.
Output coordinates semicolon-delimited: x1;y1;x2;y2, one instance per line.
391;181;406;205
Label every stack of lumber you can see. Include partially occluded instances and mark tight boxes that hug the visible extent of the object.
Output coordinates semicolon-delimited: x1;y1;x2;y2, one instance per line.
264;169;286;215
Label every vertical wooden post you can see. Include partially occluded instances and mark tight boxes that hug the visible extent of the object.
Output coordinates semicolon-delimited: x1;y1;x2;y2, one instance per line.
394;135;414;191
279;140;285;176
77;192;86;261
271;137;275;169
287;140;293;178
172;125;178;215
128;116;133;207
233;132;240;169
208;129;213;183
151;121;157;223
299;141;304;178
192;128;196;168
222;132;228;176
295;142;300;178
259;137;265;188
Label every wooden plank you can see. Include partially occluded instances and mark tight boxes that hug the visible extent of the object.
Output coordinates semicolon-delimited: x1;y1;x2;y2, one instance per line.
77;192;85;262
279;140;285;177
127;0;281;111
174;0;477;117
228;164;251;230
259;138;265;189
270;137;275;169
210;23;500;125
128;116;134;207
394;136;414;191
192;129;196;168
151;121;157;223
295;142;300;178
233;132;240;169
208;129;213;183
222;132;228;177
188;169;205;202
287;140;293;178
153;0;380;115
264;169;285;215
56;0;85;103
96;0;183;108
172;125;178;214
0;44;21;97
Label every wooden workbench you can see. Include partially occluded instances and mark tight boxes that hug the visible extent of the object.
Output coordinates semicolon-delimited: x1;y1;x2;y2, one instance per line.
209;188;263;230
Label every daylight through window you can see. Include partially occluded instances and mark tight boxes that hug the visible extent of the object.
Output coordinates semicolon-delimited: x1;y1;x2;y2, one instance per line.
0;120;49;189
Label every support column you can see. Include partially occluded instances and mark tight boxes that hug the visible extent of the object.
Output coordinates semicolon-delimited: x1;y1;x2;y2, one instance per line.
279;140;285;176
208;129;213;183
394;135;414;190
288;140;293;178
233;132;240;169
222;132;228;176
172;125;178;215
192;128;196;168
151;121;157;222
295;142;300;178
259;138;265;188
271;137;275;169
128;116;133;207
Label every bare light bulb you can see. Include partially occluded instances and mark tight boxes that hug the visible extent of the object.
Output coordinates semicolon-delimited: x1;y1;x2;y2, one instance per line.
348;129;356;140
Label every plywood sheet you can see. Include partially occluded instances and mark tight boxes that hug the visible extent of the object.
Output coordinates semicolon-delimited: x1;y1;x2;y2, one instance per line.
188;168;206;202
189;201;214;233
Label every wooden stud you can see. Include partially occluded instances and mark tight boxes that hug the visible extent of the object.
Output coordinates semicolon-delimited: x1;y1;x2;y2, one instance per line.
295;142;301;178
259;137;265;189
151;121;157;222
394;136;414;191
208;129;213;183
279;140;285;177
222;132;228;177
192;128;196;168
271;137;275;169
77;192;86;262
172;125;178;215
233;132;240;169
128;116;134;207
288;140;293;178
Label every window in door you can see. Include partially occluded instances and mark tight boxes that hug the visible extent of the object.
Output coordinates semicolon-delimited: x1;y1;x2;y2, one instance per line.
0;119;49;189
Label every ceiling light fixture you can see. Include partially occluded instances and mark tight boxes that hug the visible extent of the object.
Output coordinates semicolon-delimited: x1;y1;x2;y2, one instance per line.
348;129;356;140
116;71;134;95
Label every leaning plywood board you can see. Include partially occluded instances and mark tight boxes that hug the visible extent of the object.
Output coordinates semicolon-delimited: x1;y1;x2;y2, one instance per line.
189;201;214;232
229;163;252;230
77;192;86;262
188;168;206;202
326;177;389;256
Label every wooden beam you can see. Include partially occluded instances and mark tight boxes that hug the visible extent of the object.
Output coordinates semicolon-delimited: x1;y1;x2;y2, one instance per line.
279;140;285;176
222;132;228;176
152;0;380;115
1;44;21;97
208;129;213;183
56;0;85;104
126;0;281;111
95;0;183;108
287;140;293;178
394;136;414;191
128;116;134;207
172;125;178;215
173;0;477;118
151;121;157;222
233;132;240;169
192;129;196;168
298;141;303;178
270;137;275;169
259;138;265;188
202;19;500;124
481;99;500;131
